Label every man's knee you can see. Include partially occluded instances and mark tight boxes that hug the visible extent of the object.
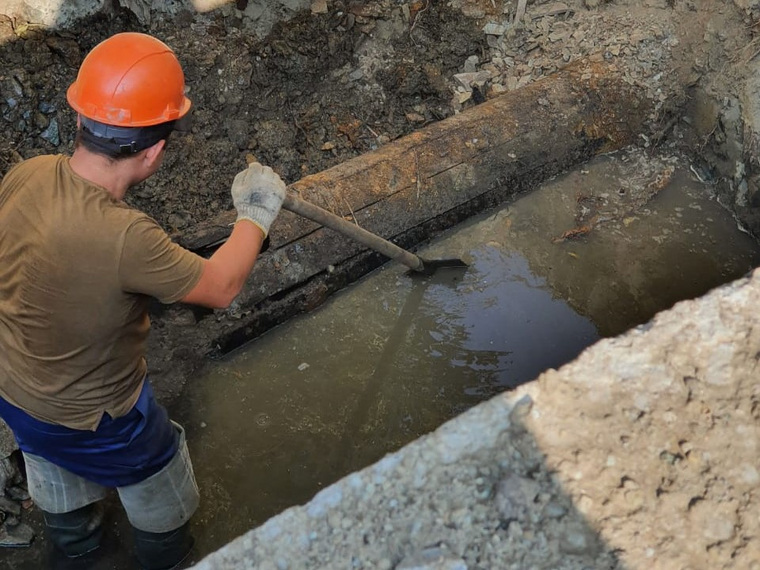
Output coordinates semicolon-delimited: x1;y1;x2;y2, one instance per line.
23;451;108;514
122;429;198;570
118;422;199;533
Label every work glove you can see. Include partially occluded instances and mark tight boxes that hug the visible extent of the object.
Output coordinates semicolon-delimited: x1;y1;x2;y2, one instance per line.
230;162;287;237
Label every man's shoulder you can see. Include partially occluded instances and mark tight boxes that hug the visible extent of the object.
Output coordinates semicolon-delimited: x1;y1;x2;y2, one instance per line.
2;154;61;184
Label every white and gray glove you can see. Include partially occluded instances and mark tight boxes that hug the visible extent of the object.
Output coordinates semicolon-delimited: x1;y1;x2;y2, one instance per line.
230;162;287;237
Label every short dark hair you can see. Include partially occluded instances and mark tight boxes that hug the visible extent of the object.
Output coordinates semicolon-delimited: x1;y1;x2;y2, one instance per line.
76;117;176;160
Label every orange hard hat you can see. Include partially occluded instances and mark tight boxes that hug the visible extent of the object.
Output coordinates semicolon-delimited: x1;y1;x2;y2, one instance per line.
66;32;192;127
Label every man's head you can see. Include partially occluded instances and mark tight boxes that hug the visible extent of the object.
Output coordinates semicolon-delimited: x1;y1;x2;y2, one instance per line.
67;32;192;161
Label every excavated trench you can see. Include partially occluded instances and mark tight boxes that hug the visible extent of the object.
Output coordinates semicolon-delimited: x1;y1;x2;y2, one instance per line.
4;139;759;569
3;1;760;568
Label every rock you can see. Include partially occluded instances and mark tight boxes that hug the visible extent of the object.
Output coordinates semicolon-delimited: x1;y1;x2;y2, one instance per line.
559;520;600;556
39;118;60;146
396;545;467;570
489;84;508;96
455;91;472;105
532;2;573;18
405;112;426;123
311;0;328;15
494;473;540;520
0;496;21;517
0;521;34;548
0;454;20;493
118;0;151;25
6;486;29;502
453;71;491;90
483;23;507;36
463;55;480;73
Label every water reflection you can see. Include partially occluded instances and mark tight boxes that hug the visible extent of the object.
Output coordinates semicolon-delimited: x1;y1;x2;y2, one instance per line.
172;241;600;555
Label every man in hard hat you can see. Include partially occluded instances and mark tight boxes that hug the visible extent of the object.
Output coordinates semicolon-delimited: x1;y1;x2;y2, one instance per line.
0;32;285;569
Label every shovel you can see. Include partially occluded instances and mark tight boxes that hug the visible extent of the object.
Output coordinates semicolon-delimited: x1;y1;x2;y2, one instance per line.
282;193;467;276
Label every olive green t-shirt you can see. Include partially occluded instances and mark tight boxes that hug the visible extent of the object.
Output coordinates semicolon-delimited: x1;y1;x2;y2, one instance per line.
0;155;204;430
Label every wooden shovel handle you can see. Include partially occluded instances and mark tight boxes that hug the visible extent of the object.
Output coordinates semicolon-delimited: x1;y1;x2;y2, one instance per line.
282;193;424;272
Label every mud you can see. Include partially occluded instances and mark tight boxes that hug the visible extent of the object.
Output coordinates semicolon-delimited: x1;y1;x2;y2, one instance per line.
0;2;485;231
3;0;760;233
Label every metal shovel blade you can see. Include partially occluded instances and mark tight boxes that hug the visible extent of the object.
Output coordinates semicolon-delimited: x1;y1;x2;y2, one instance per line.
415;257;469;276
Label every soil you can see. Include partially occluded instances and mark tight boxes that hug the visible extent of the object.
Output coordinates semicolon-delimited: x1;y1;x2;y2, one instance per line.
1;0;757;233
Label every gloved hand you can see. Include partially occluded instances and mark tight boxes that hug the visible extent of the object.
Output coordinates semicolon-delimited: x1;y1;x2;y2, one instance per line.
230;162;287;237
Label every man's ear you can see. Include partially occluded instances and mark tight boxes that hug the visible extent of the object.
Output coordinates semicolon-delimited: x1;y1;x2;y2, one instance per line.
144;139;166;164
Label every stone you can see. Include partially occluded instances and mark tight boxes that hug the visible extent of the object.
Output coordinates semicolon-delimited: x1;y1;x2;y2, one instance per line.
39;118;60;146
118;0;151;24
489;84;508;96
396;545;467;570
6;487;29;502
453;71;491;90
0;428;18;470
464;55;480;73
405;113;426;123
311;0;328;14
483;23;507;36
0;496;21;517
455;91;473;105
494;473;540;520
0;521;34;548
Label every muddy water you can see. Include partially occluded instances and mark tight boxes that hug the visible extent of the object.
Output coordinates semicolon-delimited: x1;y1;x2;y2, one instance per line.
171;149;760;557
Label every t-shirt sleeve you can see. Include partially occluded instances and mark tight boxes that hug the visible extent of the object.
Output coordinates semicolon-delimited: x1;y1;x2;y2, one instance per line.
119;216;205;304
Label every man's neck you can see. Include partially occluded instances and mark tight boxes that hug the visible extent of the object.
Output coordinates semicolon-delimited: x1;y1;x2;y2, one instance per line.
69;147;132;201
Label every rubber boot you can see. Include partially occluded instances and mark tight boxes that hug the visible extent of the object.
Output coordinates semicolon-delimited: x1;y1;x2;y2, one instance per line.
42;503;104;560
133;521;194;570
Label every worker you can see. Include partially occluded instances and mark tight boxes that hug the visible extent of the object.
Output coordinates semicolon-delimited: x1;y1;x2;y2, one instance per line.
0;32;285;569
